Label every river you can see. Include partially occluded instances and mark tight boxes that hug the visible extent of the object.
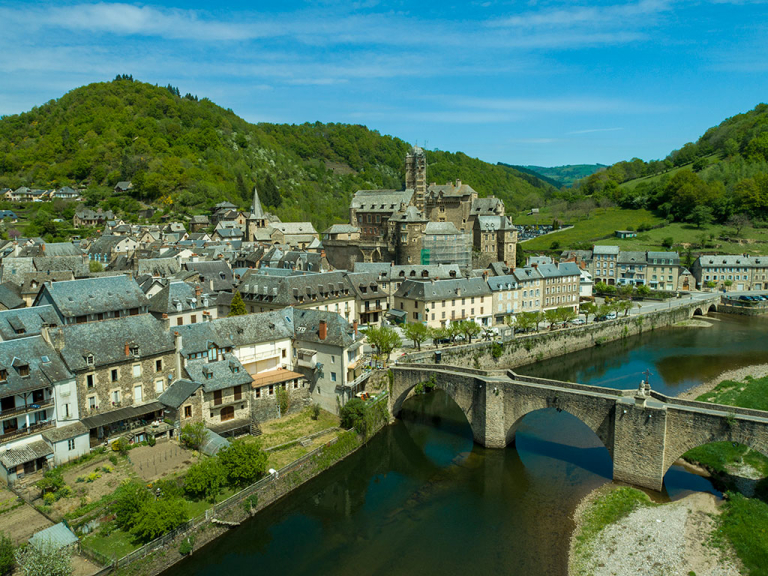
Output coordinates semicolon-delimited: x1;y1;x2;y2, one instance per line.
162;313;768;576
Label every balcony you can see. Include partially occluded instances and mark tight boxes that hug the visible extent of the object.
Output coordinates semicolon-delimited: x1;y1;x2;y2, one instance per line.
0;419;56;442
0;398;54;420
296;349;318;369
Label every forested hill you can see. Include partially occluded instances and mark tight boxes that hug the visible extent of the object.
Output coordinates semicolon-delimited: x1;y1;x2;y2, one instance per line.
0;78;555;231
503;163;606;188
574;103;768;225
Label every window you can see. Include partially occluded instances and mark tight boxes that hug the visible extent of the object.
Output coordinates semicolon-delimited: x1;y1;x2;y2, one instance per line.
177;317;183;326
88;396;96;410
255;387;261;398
282;349;286;358
87;374;94;389
130;346;139;356
0;370;6;382
112;390;120;405
134;385;143;402
213;390;222;405
155;359;162;372
111;369;118;382
331;372;337;382
64;403;70;418
86;355;94;366
234;385;242;401
221;406;234;422
269;385;274;396
133;364;142;377
184;405;192;418
67;439;75;451
155;380;164;394
190;314;197;324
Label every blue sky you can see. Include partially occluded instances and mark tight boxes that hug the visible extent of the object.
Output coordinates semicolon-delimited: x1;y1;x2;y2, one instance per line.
0;0;766;166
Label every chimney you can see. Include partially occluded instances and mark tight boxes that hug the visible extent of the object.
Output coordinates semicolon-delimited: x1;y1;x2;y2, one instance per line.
195;284;202;297
353;320;358;336
40;324;51;346
319;320;327;340
174;331;183;380
532;264;538;269
456;179;462;187
124;343;130;357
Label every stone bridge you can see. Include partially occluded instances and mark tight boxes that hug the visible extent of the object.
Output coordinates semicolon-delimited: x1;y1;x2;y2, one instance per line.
389;363;768;491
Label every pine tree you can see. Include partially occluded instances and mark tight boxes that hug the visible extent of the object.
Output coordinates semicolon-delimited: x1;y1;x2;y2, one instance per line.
228;292;247;316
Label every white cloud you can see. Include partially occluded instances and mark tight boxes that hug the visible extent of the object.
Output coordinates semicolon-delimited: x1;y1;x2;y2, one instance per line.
490;0;672;29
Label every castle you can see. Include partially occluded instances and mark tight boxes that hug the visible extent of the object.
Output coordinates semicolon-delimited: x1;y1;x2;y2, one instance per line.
324;146;517;270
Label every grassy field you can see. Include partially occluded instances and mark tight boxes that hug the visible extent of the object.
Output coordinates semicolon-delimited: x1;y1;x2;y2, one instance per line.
715;493;768;576
255;407;339;450
520;207;664;251
696;376;768;411
82;528;139;561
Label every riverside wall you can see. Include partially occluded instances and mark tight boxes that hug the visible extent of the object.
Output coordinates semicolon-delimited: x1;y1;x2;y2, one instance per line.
400;304;700;370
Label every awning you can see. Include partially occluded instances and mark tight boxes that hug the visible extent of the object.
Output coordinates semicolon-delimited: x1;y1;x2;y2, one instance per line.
81;401;164;430
388;309;407;318
251;369;304;388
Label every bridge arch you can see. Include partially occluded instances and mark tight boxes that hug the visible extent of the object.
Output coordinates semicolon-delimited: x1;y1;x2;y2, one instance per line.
662;420;768;478
505;395;616;460
390;368;487;445
690;303;717;317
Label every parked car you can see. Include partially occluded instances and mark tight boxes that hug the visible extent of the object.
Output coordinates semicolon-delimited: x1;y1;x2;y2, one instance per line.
571;318;585;325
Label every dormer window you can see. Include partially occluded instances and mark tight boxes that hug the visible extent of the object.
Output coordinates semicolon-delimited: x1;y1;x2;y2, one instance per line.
130;346;139;356
0;370;6;382
86;354;94;366
17;364;29;377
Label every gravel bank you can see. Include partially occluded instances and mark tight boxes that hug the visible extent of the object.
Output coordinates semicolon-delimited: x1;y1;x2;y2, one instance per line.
571;489;742;576
677;363;768;400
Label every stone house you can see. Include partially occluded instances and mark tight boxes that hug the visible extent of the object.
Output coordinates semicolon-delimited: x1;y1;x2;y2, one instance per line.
34;276;149;325
148;281;218;327
73;209;115;229
487;275;520;326
538;262;581;313
394;276;493;328
49;315;176;446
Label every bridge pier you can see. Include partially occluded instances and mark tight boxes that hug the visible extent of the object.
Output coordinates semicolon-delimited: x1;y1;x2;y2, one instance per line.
611;398;668;491
389;364;768;493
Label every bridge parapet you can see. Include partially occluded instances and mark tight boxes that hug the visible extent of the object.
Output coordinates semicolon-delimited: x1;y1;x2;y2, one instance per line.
390;362;768;492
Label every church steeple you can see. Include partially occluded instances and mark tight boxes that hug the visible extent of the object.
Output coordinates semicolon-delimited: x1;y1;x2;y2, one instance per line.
250;186;265;220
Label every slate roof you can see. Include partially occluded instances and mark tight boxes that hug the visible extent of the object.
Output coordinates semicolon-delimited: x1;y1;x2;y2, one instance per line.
647;251;680;264
17;242;82;258
157;379;201;409
214;228;243;239
148;281;213;314
389;206;427;223
238;270;352;306
0;336;72;398
351;189;414;212
470;196;504;214
394;277;492;301
184;355;252;392
114;181;132;191
618;251;648;264
269;222;318;236
0;440;53;469
593;245;620;255
475;215;514;231
80;402;164;429
536;262;582;278
36;276;148;318
190;215;210;224
137;258;181;277
0;306;60;340
324;224;359;234
185;261;235;292
0;285;24;310
54;314;173;372
487;275;519;291
32;256;89;277
42;422;88;443
512;267;543;283
292;308;358;348
352;262;462;280
426;182;478;198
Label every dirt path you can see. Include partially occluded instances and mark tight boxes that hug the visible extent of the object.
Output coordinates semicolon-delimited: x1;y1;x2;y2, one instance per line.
677;362;768;400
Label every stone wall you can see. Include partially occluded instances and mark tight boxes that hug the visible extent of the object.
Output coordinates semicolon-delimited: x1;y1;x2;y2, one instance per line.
402;303;699;370
251;383;310;424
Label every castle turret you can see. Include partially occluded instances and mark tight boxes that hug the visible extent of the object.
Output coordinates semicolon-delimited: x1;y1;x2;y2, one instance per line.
405;146;427;210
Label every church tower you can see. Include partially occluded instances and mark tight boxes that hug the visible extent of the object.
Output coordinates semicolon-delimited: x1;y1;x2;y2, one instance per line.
247;186;267;241
405;146;427;210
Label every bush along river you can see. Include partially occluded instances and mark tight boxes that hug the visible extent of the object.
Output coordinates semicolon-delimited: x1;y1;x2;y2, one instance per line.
162;313;768;576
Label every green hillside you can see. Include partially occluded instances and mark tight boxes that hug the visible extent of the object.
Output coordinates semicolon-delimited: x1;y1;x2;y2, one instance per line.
0;77;555;232
574;104;768;227
514;164;606;187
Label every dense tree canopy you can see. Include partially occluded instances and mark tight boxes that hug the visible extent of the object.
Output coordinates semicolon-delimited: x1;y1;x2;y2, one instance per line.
0;78;554;232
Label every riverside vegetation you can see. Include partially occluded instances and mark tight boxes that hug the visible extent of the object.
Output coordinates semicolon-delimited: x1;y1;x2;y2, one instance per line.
573;374;768;576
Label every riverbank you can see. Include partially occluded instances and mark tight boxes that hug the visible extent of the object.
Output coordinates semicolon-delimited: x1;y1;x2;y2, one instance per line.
677;363;768;400
569;485;742;576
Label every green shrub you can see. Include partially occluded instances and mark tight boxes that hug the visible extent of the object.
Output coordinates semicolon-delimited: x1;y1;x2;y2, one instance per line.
147;435;156;447
179;535;195;556
43;493;56;505
108;454;118;466
86;471;101;483
310;404;321;421
102;465;113;474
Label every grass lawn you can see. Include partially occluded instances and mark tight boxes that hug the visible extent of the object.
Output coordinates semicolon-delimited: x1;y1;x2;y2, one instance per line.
619;154;721;191
696;376;768;411
255;407;340;449
521;208;664;251
596;221;768;255
265;429;341;470
82;528;141;560
183;486;237;518
715;493;768;576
